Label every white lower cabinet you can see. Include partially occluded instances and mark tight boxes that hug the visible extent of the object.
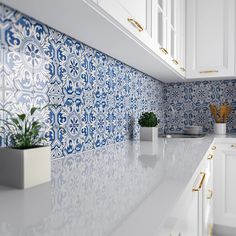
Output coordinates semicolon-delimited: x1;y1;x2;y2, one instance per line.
162;148;214;236
202;158;214;236
214;142;236;233
175;183;200;236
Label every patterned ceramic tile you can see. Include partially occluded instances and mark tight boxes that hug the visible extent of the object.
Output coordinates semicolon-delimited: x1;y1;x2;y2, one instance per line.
0;4;165;158
164;80;236;133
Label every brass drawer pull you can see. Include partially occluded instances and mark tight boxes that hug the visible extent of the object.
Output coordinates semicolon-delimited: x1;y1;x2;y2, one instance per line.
207;189;213;199
127;18;144;32
207;154;214;160
231;144;236;148
160;47;168;55
211;146;216;150
192;172;206;192
180;67;186;72
172;59;179;65
199;70;218;74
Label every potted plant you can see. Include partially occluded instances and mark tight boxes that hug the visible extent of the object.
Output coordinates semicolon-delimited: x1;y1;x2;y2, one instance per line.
0;106;51;189
210;103;232;135
138;112;160;141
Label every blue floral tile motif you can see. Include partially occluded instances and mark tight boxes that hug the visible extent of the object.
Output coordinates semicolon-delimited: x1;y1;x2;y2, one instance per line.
164;80;236;133
0;4;165;158
1;4;235;159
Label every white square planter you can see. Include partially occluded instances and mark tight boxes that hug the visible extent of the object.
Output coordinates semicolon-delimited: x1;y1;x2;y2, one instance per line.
140;127;158;141
0;146;51;189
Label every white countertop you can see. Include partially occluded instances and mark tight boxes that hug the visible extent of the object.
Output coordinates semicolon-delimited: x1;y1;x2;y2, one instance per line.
0;135;235;236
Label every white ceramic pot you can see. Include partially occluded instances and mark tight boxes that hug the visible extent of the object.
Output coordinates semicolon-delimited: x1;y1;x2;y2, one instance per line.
140;127;158;141
0;146;51;189
214;123;226;135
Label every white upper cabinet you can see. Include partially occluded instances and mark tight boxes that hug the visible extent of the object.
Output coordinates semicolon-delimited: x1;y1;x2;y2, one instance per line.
153;0;168;54
177;0;186;73
97;0;186;77
168;0;177;62
118;0;151;34
152;0;169;60
98;0;154;49
186;0;235;79
152;0;186;75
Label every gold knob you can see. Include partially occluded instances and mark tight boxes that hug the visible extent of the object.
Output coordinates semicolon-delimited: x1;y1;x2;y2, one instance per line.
192;172;206;192
159;47;168;55
211;146;216;150
207;189;213;199
127;18;144;32
207;154;214;160
180;67;186;72
231;144;236;148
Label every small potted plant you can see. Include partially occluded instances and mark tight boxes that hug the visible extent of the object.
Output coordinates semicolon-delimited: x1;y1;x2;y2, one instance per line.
138;112;160;141
0;106;51;189
210;103;232;135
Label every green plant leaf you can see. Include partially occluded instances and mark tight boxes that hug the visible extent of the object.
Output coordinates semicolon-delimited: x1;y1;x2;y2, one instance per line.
32;121;40;127
17;114;26;121
11;118;19;125
138;112;159;127
30;107;38;115
1;105;51;148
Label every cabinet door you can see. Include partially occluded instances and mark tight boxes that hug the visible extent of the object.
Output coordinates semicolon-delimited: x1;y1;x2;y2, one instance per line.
202;158;213;236
164;190;199;236
152;0;186;75
117;0;152;36
152;0;168;54
167;0;177;63
98;0;154;48
179;190;199;236
177;0;186;74
186;0;235;79
170;172;205;236
168;0;185;75
214;145;236;228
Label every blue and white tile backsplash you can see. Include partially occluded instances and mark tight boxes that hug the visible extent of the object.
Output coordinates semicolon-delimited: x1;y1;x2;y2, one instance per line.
0;4;236;159
0;4;165;158
164;80;236;133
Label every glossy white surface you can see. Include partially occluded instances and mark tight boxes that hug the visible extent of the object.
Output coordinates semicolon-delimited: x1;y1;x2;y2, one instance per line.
0;136;223;236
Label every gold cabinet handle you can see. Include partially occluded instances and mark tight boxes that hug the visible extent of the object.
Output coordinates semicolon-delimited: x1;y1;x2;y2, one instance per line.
172;59;179;65
231;144;236;148
207;154;214;160
159;47;168;55
192;172;206;192
127;18;143;32
211;146;216;150
180;67;186;72
199;70;218;74
207;189;213;199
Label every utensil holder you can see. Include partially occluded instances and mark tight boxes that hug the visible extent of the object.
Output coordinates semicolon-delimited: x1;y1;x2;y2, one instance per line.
214;123;226;135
